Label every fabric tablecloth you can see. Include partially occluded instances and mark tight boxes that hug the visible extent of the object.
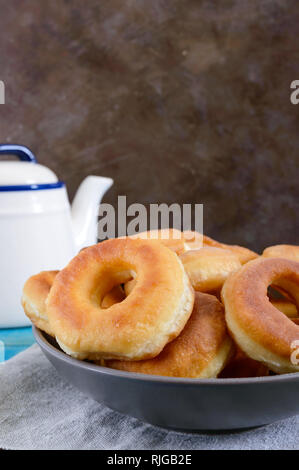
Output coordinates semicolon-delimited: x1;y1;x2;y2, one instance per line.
0;344;298;450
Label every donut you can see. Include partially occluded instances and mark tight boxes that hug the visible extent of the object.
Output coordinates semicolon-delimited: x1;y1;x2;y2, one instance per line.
47;238;194;361
105;292;233;378
263;244;299;262
22;272;126;334
219;348;269;378
179;247;241;292
202;235;258;264
183;231;258;263
222;257;299;374
127;230;258;265
22;271;59;336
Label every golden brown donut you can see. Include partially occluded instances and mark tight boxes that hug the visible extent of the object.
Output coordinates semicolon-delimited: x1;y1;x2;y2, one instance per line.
105;292;233;378
180;247;241;292
183;231;258;263
202;235;258;264
47;238;194;361
263;244;299;262
222;257;299;374
127;230;258;265
22;271;59;336
22;272;125;334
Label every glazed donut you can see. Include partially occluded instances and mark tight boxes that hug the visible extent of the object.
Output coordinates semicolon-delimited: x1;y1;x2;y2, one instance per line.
180;247;241;292
219;348;269;378
263;244;299;262
105;292;233;378
22;271;59;336
222;257;299;374
127;229;186;255
47;238;194;361
202;235;258;264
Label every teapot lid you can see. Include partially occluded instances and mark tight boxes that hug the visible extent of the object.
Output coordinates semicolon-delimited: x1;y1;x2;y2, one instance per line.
0;162;58;185
0;144;63;190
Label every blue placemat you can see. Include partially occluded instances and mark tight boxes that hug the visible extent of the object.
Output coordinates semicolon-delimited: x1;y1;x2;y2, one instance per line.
0;327;35;362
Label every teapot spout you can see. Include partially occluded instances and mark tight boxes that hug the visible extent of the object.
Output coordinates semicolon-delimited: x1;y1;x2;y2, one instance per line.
71;175;113;251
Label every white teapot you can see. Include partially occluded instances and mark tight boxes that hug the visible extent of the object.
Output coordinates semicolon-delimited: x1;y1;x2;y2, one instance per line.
0;144;113;327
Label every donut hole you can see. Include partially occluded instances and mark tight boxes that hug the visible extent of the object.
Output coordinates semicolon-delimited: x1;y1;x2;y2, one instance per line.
268;285;294;301
124;277;137;297
100;269;138;309
91;267;136;308
101;285;126;309
268;284;299;319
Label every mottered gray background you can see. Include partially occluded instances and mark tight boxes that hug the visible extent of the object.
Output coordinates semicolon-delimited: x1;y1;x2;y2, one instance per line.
0;0;298;251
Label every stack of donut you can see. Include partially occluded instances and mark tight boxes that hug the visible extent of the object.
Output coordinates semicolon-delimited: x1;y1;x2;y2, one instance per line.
22;230;299;378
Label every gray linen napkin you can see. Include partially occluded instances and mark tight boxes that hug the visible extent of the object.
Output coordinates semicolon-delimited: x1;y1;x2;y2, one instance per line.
0;344;298;450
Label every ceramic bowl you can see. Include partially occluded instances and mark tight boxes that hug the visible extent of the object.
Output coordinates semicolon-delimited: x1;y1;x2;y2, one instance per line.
34;326;299;431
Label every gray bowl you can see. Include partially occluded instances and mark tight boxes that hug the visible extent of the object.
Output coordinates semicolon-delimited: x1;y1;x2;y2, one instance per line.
34;326;299;431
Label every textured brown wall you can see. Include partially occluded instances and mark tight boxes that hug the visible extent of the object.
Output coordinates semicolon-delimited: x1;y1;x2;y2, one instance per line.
0;0;298;251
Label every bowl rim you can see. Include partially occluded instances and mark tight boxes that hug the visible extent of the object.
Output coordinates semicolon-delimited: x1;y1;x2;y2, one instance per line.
33;326;299;386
